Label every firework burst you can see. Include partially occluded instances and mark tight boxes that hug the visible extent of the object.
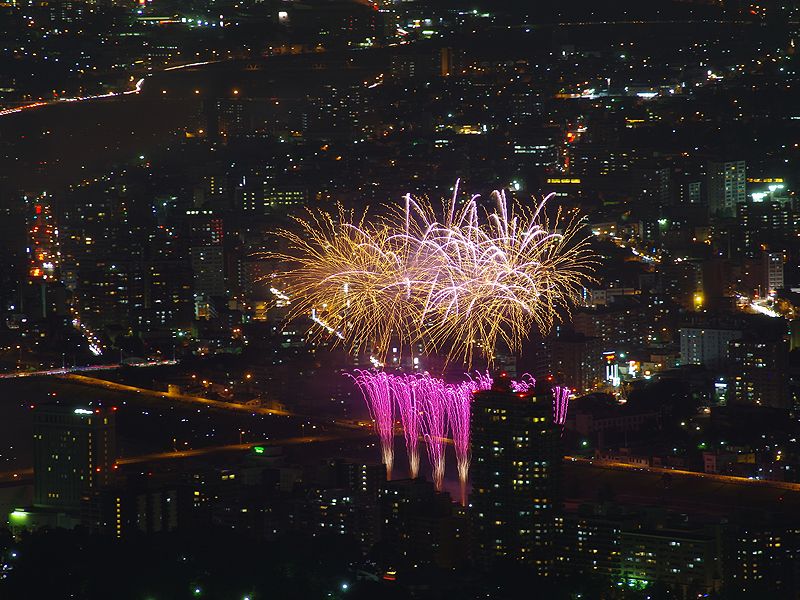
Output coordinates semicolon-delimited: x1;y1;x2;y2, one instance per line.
269;183;596;366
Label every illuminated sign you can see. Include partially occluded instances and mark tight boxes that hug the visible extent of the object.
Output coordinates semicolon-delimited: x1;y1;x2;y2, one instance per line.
546;178;581;184
74;408;93;415
252;446;265;455
747;178;784;183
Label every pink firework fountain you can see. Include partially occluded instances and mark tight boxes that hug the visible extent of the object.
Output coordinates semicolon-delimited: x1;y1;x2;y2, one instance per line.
552;385;571;426
349;370;395;480
447;382;474;506
391;374;423;478
511;373;536;392
418;375;449;491
467;370;494;393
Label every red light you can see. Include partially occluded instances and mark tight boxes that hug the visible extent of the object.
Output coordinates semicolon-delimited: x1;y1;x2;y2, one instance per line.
95;409;100;414
35;205;42;214
113;464;118;470
112;407;118;411
96;467;101;472
29;404;35;410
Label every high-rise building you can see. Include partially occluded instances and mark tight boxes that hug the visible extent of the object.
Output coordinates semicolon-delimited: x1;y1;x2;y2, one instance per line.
379;478;466;569
471;376;562;573
736;201;795;258
544;332;603;394
680;317;743;369
707;160;746;217
33;405;116;511
728;336;790;410
191;246;227;299
762;252;784;295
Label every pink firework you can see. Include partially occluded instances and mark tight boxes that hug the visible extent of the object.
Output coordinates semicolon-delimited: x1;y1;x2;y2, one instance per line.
447;382;473;506
552;385;571;426
511;373;536;393
468;370;494;392
391;374;423;478
349;370;395;480
418;375;449;491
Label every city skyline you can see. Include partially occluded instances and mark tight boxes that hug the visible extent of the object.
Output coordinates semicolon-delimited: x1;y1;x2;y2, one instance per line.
1;0;800;598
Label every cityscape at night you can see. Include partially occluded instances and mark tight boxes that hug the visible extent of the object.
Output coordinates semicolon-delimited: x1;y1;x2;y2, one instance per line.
3;0;800;598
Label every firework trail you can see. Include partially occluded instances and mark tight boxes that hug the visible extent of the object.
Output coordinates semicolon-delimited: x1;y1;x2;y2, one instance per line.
448;381;474;506
348;370;395;479
418;375;449;491
552;385;571;426
391;374;423;478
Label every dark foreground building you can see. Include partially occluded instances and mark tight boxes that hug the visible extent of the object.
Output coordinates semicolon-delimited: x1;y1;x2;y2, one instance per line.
470;375;563;575
33;404;116;510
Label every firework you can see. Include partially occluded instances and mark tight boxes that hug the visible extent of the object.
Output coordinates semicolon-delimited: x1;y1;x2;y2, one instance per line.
465;370;494;393
270;183;596;366
397;188;596;364
392;374;423;478
349;370;395;479
418;375;449;491
511;373;536;393
447;381;474;506
552;385;571;426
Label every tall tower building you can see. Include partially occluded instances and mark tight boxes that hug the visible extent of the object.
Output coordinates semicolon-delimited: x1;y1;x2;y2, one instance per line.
762;251;784;296
33;405;116;511
470;376;563;574
707;160;746;217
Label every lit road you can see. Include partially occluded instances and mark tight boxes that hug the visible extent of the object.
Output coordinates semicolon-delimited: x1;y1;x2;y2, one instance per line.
735;293;789;319
60;373;366;430
565;455;800;493
0;58;225;119
749;298;781;318
0;360;177;380
61;373;297;417
119;433;368;464
0;78;144;118
0;432;370;485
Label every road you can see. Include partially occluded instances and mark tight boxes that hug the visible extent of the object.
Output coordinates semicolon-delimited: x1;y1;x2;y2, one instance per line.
565;455;800;493
0;79;144;118
61;373;296;417
59;373;366;431
0;431;371;485
0;360;177;380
